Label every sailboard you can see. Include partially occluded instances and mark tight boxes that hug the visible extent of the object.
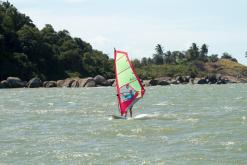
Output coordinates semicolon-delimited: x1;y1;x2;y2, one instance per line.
114;49;145;116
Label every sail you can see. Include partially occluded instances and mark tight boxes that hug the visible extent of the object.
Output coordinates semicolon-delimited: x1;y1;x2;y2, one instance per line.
114;49;145;115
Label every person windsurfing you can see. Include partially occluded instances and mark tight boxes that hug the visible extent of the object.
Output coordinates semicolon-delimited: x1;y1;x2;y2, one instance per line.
117;83;134;118
114;49;145;119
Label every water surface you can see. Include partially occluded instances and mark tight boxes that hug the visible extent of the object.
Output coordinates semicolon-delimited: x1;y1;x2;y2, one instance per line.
0;84;247;164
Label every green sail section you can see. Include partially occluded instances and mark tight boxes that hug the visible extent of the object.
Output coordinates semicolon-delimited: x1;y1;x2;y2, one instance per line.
115;51;144;97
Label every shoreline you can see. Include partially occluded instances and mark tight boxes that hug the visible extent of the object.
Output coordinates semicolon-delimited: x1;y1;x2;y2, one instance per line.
1;74;247;89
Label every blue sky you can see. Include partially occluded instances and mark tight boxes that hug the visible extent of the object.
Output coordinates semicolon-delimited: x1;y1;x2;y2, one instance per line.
11;0;247;64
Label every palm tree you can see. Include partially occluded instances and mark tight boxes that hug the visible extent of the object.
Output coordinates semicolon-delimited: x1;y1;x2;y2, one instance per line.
153;44;164;65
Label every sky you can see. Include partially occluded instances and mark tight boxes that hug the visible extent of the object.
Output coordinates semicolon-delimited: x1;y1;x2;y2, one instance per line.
10;0;247;64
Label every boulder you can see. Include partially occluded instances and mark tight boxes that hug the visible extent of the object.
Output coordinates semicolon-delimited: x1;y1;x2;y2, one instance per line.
6;77;26;88
63;78;75;87
45;81;57;88
27;78;42;88
84;79;96;87
56;80;65;87
197;78;207;84
170;80;179;85
192;78;201;84
94;75;110;86
107;79;115;86
78;78;90;87
69;78;96;87
143;80;151;87
189;78;194;84
0;80;9;88
56;78;75;87
216;80;226;84
43;81;48;87
158;80;170;86
94;75;105;84
149;79;159;86
176;76;183;83
221;76;237;83
71;80;79;87
206;74;217;84
183;76;190;83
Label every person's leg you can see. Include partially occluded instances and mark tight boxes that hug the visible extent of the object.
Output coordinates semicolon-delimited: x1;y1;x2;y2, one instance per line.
130;108;132;118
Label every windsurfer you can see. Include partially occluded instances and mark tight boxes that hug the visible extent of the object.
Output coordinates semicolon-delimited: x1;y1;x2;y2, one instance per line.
118;84;134;118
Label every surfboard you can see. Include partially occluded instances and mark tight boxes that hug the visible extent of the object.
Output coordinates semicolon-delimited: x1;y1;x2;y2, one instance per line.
111;115;128;120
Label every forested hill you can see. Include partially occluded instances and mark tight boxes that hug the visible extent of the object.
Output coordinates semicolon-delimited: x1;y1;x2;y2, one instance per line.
1;1;247;82
0;1;114;81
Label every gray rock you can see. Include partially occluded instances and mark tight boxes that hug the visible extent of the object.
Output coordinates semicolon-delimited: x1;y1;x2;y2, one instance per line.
158;80;170;86
176;76;183;83
57;80;65;87
0;80;9;88
149;79;159;86
63;79;75;87
143;80;151;87
6;77;26;88
27;78;42;88
94;75;110;86
170;80;179;85
106;79;115;86
69;78;96;87
197;78;207;84
56;78;75;87
71;80;79;87
206;74;217;84
94;75;106;84
84;79;96;87
183;76;190;83
45;81;57;88
43;81;48;87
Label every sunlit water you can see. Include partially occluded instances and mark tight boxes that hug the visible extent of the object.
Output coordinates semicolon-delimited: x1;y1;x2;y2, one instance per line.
0;84;247;165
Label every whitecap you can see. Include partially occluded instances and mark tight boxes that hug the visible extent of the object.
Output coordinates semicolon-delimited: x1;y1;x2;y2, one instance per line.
116;133;136;138
221;141;235;146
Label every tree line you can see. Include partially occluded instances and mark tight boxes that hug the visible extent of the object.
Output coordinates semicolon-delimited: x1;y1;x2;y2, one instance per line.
0;1;114;81
132;43;238;67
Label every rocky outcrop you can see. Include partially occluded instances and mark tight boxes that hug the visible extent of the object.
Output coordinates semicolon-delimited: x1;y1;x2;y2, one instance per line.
197;78;207;84
71;78;96;87
143;80;151;87
27;78;42;88
56;78;75;87
107;79;115;86
5;77;26;88
0;80;9;88
149;79;159;86
94;75;110;86
43;81;57;88
1;73;246;89
84;79;96;87
57;77;96;88
158;80;170;86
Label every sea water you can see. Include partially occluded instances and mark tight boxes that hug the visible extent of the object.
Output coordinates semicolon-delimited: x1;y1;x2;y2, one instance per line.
0;84;247;165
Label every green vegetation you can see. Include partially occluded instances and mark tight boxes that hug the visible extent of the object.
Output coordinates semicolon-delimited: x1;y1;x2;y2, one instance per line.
0;1;246;81
132;43;247;79
0;1;113;81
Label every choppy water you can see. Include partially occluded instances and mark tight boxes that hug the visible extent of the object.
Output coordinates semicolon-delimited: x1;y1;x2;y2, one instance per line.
0;84;247;165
